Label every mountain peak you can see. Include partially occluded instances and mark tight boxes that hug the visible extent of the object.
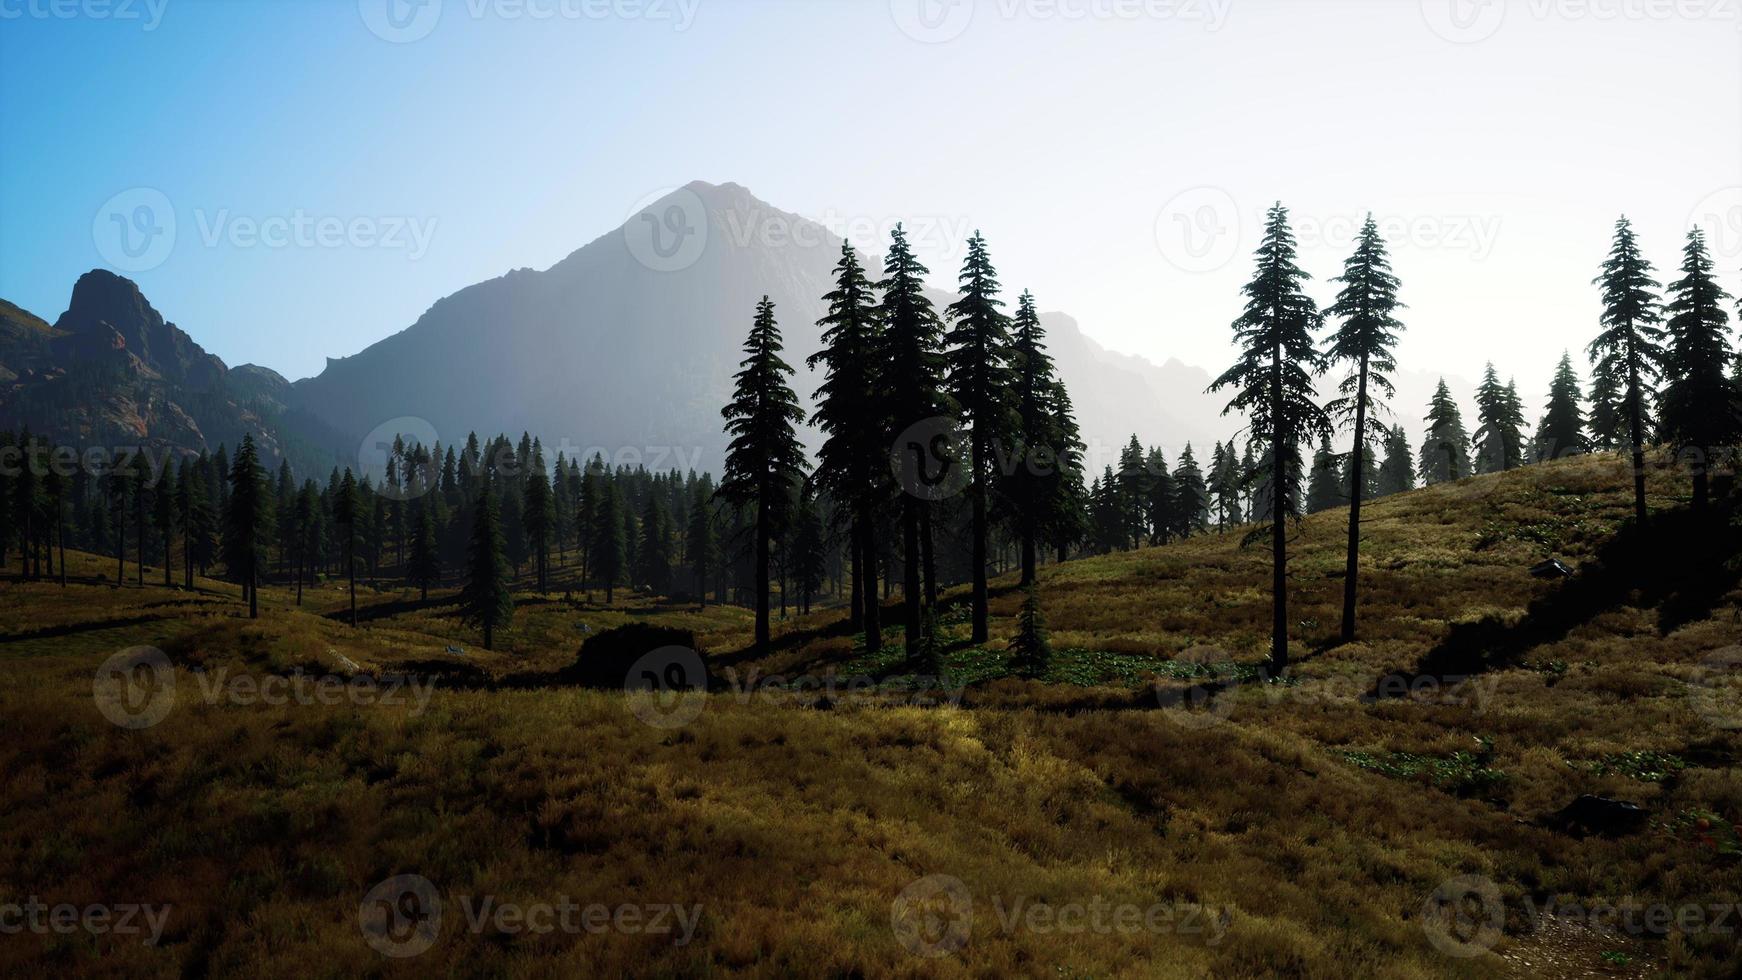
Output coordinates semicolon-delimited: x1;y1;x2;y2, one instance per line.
54;269;226;390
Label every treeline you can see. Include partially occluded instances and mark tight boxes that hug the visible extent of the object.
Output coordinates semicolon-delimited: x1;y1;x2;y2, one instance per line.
0;426;856;648
1207;207;1739;672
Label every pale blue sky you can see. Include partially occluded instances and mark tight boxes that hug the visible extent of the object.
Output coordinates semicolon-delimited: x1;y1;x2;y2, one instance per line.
3;0;1739;402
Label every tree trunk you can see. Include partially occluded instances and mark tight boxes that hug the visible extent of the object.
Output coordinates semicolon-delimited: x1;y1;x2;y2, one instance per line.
1627;356;1649;526
849;517;863;631
902;499;920;660
347;543;357;627
754;517;771;653
1270;339;1288;676
248;563;258;619
919;504;937;610
1020;523;1037;588
1341;357;1370;643
970;440;989;643
860;504;881;652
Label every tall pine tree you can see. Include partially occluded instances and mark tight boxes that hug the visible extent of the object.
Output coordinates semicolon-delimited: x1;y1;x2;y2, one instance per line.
459;477;513;650
1659;228;1738;510
1589;216;1666;524
877;226;953;660
808;241;884;648
1322;215;1404;638
717;296;809;653
945;232;1015;643
1209;203;1330;673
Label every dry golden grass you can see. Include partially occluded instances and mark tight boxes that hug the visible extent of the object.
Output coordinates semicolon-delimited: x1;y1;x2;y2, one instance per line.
1;451;1738;978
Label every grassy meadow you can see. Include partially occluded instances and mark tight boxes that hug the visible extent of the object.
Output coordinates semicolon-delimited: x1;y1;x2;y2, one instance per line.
2;451;1739;978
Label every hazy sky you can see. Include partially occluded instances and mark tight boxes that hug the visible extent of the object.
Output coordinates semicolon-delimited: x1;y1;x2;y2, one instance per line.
3;0;1739;411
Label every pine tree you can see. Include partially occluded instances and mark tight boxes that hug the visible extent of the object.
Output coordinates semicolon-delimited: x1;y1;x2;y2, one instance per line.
1419;380;1471;484
1322;215;1405;641
791;480;826;616
717;296;809;653
945;231;1015;644
1145;449;1176;544
593;481;626;603
1117;436;1151;548
459;479;514;650
154;464;177;587
1339;435;1379;504
1008;586;1051;680
1003;290;1071;584
1209;203;1330;673
1589;215;1667;525
1473;363;1526;474
686;478;717;606
808;241;884;647
408;496;439;601
1306;436;1343;513
335;469;361;626
1659;228;1738;510
1172;443;1209;536
639;491;672;595
224;435;267;618
523;442;554;593
292;481;316;604
1377;425;1414;498
1209;440;1244;528
1536;352;1588;462
877;226;953;660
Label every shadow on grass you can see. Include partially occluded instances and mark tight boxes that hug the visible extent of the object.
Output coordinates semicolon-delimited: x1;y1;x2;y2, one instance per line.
1402;502;1741;685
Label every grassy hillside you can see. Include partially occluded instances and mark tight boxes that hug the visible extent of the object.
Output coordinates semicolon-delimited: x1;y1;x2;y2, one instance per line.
2;452;1738;978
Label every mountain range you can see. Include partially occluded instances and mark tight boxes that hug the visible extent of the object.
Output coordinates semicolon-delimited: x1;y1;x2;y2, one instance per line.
1;181;1475;478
